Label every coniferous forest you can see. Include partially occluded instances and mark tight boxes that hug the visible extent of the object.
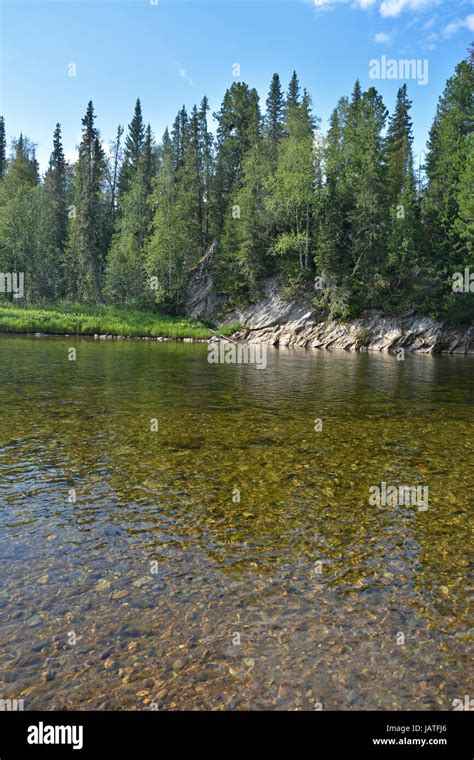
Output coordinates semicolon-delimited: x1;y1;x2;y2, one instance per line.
1;0;474;730
0;55;472;326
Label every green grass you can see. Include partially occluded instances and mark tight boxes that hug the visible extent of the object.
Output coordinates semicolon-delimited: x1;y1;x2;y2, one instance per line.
216;322;243;338
0;302;235;340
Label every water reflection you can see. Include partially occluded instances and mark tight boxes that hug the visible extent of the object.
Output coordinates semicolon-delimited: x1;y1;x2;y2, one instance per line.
0;337;472;710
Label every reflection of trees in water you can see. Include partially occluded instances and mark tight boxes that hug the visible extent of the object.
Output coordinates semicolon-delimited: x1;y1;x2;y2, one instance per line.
0;337;471;622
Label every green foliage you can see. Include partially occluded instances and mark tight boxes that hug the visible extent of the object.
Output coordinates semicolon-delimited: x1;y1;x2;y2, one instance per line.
0;117;7;180
144;139;190;312
118;98;145;196
212;82;261;235
266;88;316;272
40;123;71;299
146;98;214;312
64;101;107;303
216;322;243;337
421;59;474;321
0;56;472;329
0;135;41;301
105;166;153;308
355;327;371;349
265;73;285;160
0;302;213;339
217;139;273;299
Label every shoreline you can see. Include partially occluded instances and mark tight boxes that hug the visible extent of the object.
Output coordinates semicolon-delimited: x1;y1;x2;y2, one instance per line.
2;328;474;356
0;330;210;343
0;303;219;342
1;297;472;354
219;278;474;356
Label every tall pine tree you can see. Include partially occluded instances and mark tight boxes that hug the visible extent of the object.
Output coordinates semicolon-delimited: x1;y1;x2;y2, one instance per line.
265;73;285;160
64;101;107;302
40;123;69;298
119;98;145;196
384;85;422;300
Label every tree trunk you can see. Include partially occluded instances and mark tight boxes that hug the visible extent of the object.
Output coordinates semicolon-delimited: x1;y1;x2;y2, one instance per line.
91;256;105;304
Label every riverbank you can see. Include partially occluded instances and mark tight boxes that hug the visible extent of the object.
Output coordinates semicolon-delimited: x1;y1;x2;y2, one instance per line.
0;303;238;342
2;298;473;354
221;277;474;355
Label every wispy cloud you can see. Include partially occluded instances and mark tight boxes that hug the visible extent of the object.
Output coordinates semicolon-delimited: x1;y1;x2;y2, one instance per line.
442;13;474;38
423;32;438;51
176;61;193;86
422;16;436;30
306;0;439;14
379;0;439;19
312;0;335;11
373;31;392;43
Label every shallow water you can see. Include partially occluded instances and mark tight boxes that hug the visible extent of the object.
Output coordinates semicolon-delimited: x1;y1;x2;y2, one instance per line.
0;336;472;710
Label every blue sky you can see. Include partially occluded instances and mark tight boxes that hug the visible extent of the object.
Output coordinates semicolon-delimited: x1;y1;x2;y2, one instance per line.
1;0;472;172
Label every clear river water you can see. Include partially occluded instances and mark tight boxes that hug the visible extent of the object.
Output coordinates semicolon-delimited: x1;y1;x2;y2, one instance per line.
0;336;472;710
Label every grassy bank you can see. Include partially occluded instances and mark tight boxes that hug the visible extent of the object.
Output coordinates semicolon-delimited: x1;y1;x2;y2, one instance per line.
0;302;239;340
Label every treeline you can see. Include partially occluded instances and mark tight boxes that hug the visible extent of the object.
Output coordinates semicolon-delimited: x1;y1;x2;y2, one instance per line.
0;55;472;323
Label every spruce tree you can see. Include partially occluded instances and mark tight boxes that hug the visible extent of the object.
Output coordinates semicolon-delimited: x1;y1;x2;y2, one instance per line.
423;59;474;320
198;97;214;245
213;82;261;237
316;99;351;298
143;124;157;195
109;125;124;218
44;124;68;251
119;98;145;195
171;106;189;170
145;135;186;311
265;73;285;157
64;101;106;302
384;86;422;299
454;133;474;265
105;163;152;307
219;137;273;298
386;85;414;203
347;87;388;302
40;123;69;298
423;60;474;275
0;58;471;324
286;71;300;110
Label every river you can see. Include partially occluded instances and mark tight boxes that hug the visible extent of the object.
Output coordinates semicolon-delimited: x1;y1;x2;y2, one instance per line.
0;336;472;709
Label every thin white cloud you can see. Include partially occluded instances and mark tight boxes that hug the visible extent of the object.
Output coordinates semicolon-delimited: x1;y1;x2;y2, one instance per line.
443;14;474;38
373;31;392;42
423;32;438;50
380;0;404;16
379;0;439;19
176;61;193;86
313;0;335;10
356;0;376;8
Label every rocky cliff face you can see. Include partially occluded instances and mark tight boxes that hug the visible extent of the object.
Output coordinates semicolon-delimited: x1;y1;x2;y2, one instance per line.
220;278;474;355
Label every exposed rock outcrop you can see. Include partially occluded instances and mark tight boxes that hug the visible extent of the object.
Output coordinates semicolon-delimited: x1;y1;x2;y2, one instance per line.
185;268;216;320
184;241;220;319
221;277;474;354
